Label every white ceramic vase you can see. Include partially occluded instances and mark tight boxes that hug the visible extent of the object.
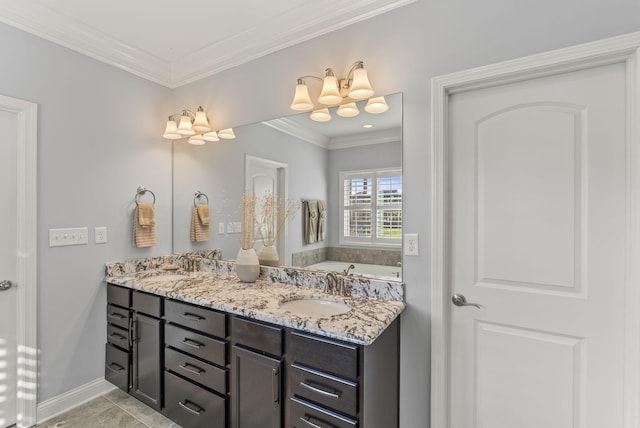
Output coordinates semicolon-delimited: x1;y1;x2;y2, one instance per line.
258;245;280;267
235;248;260;282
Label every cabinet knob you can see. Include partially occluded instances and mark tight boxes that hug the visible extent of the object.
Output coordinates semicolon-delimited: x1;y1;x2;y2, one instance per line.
0;280;13;291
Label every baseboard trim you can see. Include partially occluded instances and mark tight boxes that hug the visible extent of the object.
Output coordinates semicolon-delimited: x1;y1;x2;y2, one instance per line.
36;377;117;424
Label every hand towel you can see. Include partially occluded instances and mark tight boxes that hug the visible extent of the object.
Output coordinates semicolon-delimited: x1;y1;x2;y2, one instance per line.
317;200;326;242
304;200;318;244
134;204;156;247
191;204;210;242
137;203;155;227
196;204;210;226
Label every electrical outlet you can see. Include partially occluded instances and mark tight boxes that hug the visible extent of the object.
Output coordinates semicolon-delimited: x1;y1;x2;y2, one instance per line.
233;222;242;233
227;222;235;234
218;223;226;234
95;227;108;244
404;233;419;256
49;227;89;247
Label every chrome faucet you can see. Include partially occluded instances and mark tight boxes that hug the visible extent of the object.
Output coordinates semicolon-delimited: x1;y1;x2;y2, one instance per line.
343;264;355;275
337;276;352;297
324;272;338;294
179;254;197;272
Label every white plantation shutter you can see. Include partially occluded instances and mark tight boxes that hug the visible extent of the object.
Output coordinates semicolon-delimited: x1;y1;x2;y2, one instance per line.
340;168;402;246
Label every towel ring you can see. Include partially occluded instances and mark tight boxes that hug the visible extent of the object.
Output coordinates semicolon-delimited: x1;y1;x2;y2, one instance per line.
135;186;156;206
194;191;209;206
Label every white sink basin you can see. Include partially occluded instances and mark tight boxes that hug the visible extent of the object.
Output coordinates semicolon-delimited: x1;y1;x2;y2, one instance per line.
280;297;351;317
140;273;191;283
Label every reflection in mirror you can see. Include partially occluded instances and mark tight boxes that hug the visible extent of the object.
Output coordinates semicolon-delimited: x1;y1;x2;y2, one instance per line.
172;93;402;281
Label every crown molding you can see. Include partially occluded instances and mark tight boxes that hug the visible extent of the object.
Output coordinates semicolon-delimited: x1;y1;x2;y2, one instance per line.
328;126;401;150
0;0;416;88
262;118;330;148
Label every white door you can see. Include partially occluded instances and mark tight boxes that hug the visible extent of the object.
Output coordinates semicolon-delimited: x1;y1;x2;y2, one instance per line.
245;155;288;258
448;62;627;427
0;108;18;427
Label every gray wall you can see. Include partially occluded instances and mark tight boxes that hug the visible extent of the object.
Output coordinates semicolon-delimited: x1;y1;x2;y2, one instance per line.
171;1;640;425
0;0;638;425
0;23;174;401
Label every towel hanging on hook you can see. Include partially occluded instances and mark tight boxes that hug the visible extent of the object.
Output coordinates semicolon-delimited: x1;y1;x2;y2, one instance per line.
135;186;156;206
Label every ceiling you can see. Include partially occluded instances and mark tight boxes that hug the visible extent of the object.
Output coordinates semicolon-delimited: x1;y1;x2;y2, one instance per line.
0;0;415;88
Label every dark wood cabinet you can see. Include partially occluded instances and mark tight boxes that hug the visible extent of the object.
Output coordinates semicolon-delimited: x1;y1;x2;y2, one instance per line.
231;316;284;428
163;298;228;428
131;311;163;410
106;283;399;428
285;320;399;428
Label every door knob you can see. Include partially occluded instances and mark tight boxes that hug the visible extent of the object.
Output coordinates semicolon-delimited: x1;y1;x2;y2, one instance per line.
452;293;482;309
0;280;13;291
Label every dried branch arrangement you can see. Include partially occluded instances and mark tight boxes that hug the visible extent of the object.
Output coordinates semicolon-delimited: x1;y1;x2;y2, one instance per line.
240;192;257;249
255;193;300;247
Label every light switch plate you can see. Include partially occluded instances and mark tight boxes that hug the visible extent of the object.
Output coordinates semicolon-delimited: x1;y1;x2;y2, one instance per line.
49;227;89;247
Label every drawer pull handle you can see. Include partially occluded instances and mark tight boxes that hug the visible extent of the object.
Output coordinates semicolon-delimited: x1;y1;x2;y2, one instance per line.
178;400;204;416
108;313;126;320
180;312;205;322
108;332;126;341
299;416;323;428
182;338;203;349
272;368;280;405
106;362;125;373
300;382;341;399
179;362;204;375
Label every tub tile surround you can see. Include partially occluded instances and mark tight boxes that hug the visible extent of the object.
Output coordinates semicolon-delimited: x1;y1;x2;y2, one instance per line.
105;252;404;345
292;246;402;267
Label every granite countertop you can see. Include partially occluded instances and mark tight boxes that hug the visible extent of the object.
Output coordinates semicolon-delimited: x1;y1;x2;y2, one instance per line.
105;269;405;346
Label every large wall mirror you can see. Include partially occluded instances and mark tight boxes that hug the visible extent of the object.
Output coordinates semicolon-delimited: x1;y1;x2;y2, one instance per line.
173;92;402;281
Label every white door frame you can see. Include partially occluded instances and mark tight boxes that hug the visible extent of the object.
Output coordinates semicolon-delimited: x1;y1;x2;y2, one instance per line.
0;94;38;428
431;32;640;428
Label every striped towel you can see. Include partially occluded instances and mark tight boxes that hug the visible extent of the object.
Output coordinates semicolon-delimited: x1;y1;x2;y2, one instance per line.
134;203;156;247
191;204;210;242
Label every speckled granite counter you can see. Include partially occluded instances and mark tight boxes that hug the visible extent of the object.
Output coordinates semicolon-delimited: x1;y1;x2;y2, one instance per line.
105;267;404;346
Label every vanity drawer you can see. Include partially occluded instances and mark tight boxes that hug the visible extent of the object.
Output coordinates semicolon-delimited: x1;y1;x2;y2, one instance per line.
107;303;130;329
107;284;131;308
105;343;130;392
165;299;226;338
107;323;130;350
288;331;359;380
289;396;358;428
165;323;226;367
164;371;226;428
132;290;162;317
290;363;358;417
231;316;283;356
165;347;226;394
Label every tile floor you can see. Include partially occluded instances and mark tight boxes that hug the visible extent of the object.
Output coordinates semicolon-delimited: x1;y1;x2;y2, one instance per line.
35;389;179;428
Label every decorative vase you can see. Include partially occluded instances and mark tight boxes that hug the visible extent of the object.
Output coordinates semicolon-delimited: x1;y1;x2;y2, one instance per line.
235;248;260;282
258;245;280;267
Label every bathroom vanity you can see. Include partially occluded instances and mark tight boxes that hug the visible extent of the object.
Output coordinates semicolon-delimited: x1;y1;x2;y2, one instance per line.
104;256;404;428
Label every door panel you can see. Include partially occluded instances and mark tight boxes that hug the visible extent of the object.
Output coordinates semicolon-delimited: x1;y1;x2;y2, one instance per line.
449;62;626;427
0;109;18;428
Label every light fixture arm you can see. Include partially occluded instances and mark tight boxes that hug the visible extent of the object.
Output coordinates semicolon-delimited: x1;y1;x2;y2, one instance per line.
342;61;365;90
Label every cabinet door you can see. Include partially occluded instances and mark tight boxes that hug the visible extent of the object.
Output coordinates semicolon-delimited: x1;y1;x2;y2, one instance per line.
132;312;162;410
232;345;281;428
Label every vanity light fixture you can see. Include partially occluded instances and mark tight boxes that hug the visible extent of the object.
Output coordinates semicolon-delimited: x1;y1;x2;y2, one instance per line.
162;106;236;145
290;61;389;122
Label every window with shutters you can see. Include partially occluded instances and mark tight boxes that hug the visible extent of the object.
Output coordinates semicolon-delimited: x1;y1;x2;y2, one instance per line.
339;168;402;246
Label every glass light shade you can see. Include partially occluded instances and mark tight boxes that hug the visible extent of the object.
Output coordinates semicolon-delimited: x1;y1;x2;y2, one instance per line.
364;96;389;114
177;114;195;136
203;131;219;142
317;75;342;105
187;134;205;145
192;109;211;133
336;102;360;118
162;120;182;140
309;108;332;122
290;83;314;111
218;128;236;139
348;67;374;100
